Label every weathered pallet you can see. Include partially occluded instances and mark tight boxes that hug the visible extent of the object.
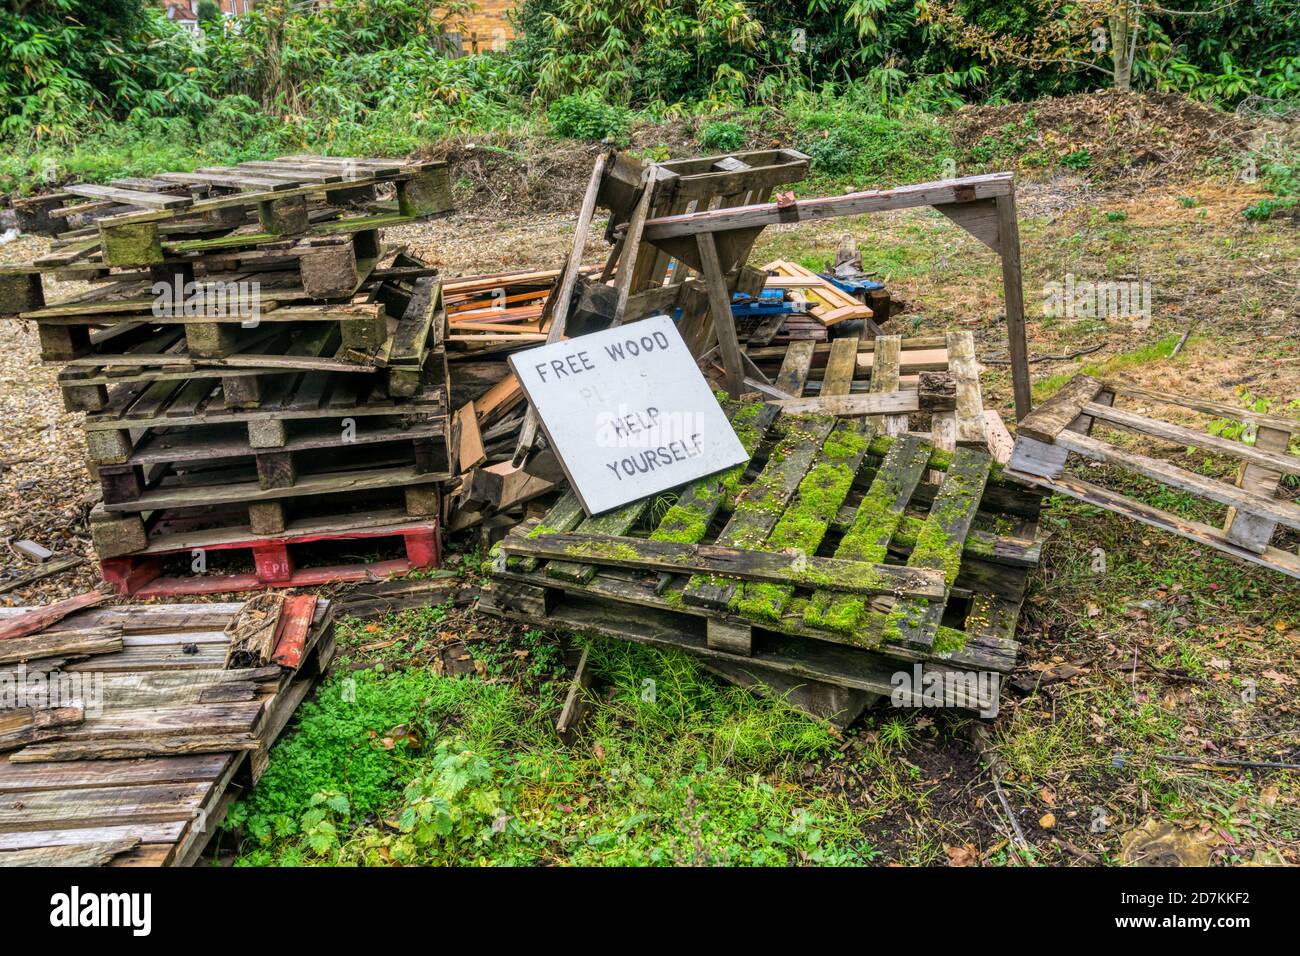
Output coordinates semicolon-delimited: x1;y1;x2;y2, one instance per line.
1007;375;1300;579
78;355;447;465
89;472;442;559
54;296;448;411
10;156;452;265
94;415;455;507
97;514;440;598
482;402;1045;719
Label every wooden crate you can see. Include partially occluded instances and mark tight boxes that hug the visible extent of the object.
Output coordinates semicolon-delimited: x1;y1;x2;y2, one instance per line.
1007;375;1300;578
481;401;1045;722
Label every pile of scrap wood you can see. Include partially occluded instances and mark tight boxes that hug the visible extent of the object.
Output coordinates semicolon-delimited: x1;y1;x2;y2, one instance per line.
1;155;454;596
0;592;335;867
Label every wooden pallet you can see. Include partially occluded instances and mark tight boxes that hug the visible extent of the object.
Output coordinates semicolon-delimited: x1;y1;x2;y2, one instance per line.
98;512;440;597
1007;375;1300;578
90;470;442;560
53;277;448;410
8;155;451;266
0;597;335;866
94;415;454;508
22;269;441;374
79;352;448;466
481;402;1045;721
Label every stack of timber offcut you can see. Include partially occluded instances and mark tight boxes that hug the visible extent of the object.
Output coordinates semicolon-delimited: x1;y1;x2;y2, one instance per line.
0;156;457;596
0;593;335;867
481;332;1044;724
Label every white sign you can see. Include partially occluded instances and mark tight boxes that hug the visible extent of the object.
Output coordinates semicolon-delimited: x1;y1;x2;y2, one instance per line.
510;314;748;516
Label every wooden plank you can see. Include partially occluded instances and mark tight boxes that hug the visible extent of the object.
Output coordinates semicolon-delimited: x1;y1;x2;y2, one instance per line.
1224;425;1291;552
1007;470;1300;579
0;821;186;852
946;331;987;446
1016;375;1105;443
0;707;83;753
1106;384;1300;436
884;447;992;649
0;839;139;867
697;231;746;396
503;532;945;599
456;401;486;470
867;334;906;437
0;592;111;642
513;153;608;464
773;339;815;396
0;755;228;793
1054;430;1300;529
554;647;593;742
1084;403;1300;476
822;337;858;397
643;173;1014;241
764;391;918;416
65;183;192;210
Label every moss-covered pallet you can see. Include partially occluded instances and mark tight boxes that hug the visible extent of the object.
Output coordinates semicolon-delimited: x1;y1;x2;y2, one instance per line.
480;404;1047;721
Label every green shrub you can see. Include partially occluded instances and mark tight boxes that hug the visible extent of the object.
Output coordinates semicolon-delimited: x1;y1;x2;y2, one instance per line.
547;92;631;142
1060;148;1093;171
794;108;951;186
699;120;745;153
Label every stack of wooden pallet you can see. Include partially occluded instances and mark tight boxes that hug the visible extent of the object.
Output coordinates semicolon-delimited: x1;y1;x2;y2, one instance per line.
1;156;457;595
481;331;1043;723
0;593;336;867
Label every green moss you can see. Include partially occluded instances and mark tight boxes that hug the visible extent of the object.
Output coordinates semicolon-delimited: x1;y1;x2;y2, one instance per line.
562;540;642;562
909;518;963;586
651;504;710;545
931;626;968;654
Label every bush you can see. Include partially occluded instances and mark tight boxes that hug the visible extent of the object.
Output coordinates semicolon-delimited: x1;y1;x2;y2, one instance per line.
546;92;631;142
699;120;746;153
795;107;952;185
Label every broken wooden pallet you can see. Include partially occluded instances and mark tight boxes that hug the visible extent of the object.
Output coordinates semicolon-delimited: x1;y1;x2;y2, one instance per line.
78;353;447;465
481;403;1046;722
0;597;335;866
1007;375;1300;578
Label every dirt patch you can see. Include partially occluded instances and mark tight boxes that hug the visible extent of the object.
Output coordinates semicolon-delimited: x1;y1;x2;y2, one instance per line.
948;90;1269;187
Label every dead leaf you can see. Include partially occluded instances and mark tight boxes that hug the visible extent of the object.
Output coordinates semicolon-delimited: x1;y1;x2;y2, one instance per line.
945;844;978;867
1119;818;1216;867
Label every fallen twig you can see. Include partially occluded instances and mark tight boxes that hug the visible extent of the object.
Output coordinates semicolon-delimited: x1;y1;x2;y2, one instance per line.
0;555;84;595
1158;754;1300;772
968;723;1036;865
983;343;1104;365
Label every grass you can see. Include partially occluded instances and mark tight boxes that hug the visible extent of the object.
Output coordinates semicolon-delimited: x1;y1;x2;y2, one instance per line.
225;615;877;866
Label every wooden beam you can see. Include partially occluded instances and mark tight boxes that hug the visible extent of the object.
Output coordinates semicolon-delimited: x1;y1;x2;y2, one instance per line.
642;173;1014;241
